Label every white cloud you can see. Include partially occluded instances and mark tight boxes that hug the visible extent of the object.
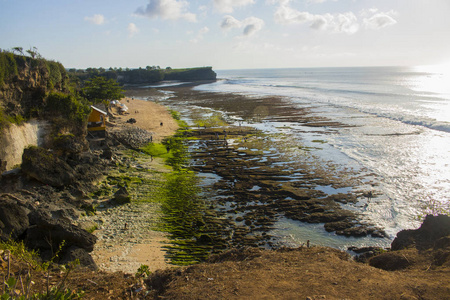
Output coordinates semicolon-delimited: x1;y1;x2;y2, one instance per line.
128;23;139;37
310;14;330;30
275;3;359;34
242;17;264;36
135;0;197;22
274;5;313;25
190;26;210;43
221;15;264;36
214;0;255;13
274;2;397;34
221;15;242;30
84;14;105;25
363;11;397;30
333;12;359;34
360;8;379;18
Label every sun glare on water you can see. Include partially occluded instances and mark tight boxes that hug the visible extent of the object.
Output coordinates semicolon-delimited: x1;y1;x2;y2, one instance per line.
413;62;450;95
412;62;450;123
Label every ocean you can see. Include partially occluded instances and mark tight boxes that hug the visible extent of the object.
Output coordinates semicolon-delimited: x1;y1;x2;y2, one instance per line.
187;66;450;249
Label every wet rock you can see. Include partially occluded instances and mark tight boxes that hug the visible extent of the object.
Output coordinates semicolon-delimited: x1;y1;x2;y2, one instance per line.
339;226;370;237
349;246;386;263
324;221;352;232
391;214;450;251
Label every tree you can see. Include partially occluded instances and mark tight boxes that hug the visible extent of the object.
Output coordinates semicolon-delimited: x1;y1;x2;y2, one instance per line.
12;47;24;55
26;47;41;59
82;76;124;105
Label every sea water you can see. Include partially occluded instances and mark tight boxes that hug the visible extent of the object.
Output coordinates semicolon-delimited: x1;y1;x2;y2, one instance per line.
192;66;450;246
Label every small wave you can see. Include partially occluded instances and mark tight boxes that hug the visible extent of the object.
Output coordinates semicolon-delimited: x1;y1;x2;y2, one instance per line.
397;118;450;133
366;109;450;133
366;131;422;137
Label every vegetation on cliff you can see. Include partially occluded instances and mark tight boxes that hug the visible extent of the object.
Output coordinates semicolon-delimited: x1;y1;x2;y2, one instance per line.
0;49;73;134
70;66;216;85
0;48;126;144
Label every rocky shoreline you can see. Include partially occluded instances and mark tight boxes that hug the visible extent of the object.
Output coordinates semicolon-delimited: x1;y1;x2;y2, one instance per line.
126;86;391;248
1;92;449;299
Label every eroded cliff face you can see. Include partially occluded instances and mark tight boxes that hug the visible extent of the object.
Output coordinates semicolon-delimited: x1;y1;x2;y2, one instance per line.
0;54;71;172
0;54;69;119
0;119;50;171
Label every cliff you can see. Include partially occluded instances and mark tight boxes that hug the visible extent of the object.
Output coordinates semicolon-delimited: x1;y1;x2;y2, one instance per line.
72;66;217;85
0;52;69;122
0;120;50;171
163;67;217;82
0;52;89;172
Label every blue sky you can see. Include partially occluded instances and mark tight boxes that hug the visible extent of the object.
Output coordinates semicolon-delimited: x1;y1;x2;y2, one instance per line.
1;0;450;70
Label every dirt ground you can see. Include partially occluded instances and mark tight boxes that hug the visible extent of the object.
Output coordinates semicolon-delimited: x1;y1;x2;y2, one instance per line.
145;246;450;300
4;245;448;299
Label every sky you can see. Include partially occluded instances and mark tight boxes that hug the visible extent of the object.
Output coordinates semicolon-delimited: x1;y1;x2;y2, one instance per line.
1;0;450;70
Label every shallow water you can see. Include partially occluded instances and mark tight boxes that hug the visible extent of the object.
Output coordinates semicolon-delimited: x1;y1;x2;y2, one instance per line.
192;67;450;239
126;66;449;250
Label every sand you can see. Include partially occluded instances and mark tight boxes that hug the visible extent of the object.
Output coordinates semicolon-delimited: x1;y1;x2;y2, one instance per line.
111;97;179;142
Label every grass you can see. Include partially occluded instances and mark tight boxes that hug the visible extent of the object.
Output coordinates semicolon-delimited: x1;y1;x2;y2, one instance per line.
140;142;171;158
0;239;84;299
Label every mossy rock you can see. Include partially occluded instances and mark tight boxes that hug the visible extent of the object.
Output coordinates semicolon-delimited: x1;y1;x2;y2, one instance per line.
111;186;131;205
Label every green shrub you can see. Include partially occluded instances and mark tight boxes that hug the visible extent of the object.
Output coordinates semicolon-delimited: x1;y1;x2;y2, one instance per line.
0;51;18;86
45;92;91;123
135;264;151;278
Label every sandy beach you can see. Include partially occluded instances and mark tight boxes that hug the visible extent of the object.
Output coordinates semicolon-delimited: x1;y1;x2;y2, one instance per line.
111;97;179;142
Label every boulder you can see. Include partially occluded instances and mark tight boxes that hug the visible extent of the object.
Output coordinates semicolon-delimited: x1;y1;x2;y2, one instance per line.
59;246;98;270
111;186;131;205
26;209;97;253
0;198;29;240
101;148;113;160
369;252;411;271
391;214;450;251
21;146;76;187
